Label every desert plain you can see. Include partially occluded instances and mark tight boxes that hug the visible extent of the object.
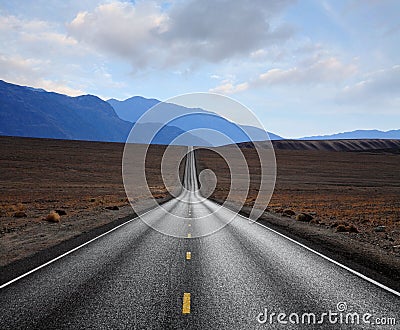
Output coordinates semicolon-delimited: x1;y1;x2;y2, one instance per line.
1;135;399;289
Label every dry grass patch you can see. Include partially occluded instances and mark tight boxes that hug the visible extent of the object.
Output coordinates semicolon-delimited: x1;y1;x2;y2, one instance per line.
45;212;61;223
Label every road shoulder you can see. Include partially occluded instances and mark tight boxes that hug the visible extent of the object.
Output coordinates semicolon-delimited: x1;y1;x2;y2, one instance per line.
251;208;400;293
0;210;137;286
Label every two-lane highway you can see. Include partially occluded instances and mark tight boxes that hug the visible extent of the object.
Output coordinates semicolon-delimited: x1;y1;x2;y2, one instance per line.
1;148;399;329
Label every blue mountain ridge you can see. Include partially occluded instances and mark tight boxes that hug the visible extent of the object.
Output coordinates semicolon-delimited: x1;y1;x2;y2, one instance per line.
300;129;400;140
1;79;398;145
0;80;208;145
108;97;283;145
0;79;281;146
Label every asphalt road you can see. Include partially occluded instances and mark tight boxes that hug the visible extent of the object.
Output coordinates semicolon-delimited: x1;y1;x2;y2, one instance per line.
1;148;399;329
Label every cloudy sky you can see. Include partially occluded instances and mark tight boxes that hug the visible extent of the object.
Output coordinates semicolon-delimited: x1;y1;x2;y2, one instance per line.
0;0;399;138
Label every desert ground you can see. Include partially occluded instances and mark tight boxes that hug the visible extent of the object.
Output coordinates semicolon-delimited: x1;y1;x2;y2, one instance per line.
1;136;399;274
0;136;185;266
195;143;400;288
197;145;399;224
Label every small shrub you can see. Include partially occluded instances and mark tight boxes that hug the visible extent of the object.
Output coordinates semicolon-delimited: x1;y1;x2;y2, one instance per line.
296;213;313;222
348;224;359;233
105;206;119;210
13;211;27;218
374;225;386;232
336;224;359;233
336;224;347;232
55;209;67;215
282;209;295;217
46;212;60;223
330;221;349;228
310;218;320;224
152;194;166;199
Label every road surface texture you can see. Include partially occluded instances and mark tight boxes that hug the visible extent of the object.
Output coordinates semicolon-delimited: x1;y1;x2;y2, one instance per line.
1;148;399;329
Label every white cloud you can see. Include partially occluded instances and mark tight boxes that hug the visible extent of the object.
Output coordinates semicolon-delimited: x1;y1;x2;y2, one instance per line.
0;12;120;96
0;54;44;77
67;0;295;69
21;32;77;47
256;57;357;85
337;65;400;106
0;54;85;96
209;56;357;94
0;0;103;23
0;14;90;58
0;15;50;32
68;2;168;67
209;81;249;94
161;0;294;63
35;80;86;96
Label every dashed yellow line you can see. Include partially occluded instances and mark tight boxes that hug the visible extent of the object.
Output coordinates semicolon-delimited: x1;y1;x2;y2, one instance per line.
188;223;191;227
187;233;192;238
182;293;191;314
186;252;191;260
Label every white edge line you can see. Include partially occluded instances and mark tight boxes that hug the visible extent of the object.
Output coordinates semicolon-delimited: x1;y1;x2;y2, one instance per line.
3;198;400;298
0;208;155;289
232;209;400;298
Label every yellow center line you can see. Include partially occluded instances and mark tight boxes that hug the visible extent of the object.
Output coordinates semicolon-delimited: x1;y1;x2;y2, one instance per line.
182;293;191;314
187;233;192;238
188;223;191;227
186;251;191;260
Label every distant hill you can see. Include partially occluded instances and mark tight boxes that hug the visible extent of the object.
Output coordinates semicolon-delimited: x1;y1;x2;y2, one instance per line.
6;79;397;148
108;96;160;123
300;129;400;140
237;139;400;152
108;96;283;146
128;122;211;146
0;80;209;145
0;80;132;142
0;80;278;146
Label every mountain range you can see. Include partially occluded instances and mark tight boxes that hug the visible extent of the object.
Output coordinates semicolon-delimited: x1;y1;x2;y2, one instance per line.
0;79;399;145
0;80;280;146
0;80;132;142
300;129;400;140
108;96;282;145
0;80;209;145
